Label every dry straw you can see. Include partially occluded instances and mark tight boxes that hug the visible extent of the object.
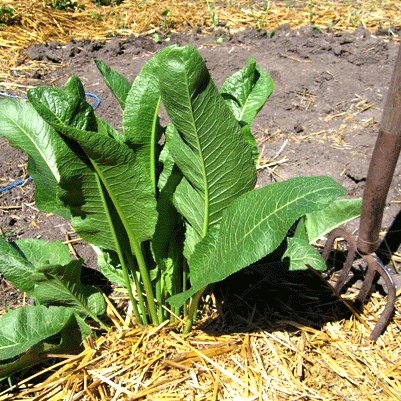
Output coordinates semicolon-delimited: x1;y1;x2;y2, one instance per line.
0;1;401;399
0;290;400;400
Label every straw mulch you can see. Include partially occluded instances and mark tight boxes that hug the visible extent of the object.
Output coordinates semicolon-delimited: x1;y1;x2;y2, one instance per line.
1;289;400;400
1;1;401;400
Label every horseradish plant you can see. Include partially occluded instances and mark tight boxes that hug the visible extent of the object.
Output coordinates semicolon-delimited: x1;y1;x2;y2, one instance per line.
0;45;360;377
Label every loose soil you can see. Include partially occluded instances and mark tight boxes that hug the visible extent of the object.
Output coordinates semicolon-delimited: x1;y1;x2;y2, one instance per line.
1;22;401;399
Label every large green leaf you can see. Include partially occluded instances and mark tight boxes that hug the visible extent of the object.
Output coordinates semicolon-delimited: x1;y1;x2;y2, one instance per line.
0;237;104;317
0;305;90;378
151;126;184;272
123;54;163;192
0;305;76;361
220;58;274;126
31;260;105;318
282;219;327;271
94;246;126;287
281;198;362;271
15;238;72;267
0;236;38;293
96;116;125;143
159;45;257;255
65;74;87;101
27;82;158;251
284;236;327;271
0;98;70;219
305;198;362;243
95;59;131;110
240;123;259;166
29;77;98;132
0;238;71;294
168;176;347;307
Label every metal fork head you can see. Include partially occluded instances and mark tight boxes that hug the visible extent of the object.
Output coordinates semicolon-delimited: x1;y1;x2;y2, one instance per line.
322;227;396;341
321;228;358;293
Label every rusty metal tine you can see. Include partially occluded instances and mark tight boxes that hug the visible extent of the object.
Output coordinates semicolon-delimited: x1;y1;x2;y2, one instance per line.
362;254;397;341
355;262;377;307
322;228;357;293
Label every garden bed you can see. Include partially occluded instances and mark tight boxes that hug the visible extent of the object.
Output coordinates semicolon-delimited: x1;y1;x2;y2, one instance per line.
0;1;401;399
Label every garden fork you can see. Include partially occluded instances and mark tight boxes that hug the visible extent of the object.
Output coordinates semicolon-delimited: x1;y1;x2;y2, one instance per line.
321;43;401;341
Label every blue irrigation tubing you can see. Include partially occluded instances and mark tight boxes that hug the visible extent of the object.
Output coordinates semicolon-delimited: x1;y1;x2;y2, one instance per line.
0;89;23;99
0;88;101;109
0;88;101;193
0;177;33;194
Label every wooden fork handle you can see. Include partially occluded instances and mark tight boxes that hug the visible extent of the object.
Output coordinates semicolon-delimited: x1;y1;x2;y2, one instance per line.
357;44;401;254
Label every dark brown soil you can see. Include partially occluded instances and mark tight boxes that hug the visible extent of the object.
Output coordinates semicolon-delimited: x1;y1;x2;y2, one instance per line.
1;26;401;307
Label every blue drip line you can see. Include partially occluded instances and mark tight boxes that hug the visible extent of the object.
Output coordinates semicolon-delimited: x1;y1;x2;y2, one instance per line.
0;88;101;109
0;88;101;193
85;92;101;109
0;177;33;194
0;89;23;99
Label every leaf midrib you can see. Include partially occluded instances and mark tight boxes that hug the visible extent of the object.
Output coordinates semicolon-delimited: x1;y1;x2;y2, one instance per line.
150;96;161;194
230;184;338;252
43;271;89;315
238;87;252;122
184;67;210;237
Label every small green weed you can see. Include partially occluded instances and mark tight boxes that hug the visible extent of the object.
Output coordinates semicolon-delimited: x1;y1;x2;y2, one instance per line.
253;1;270;32
206;0;218;28
348;10;360;27
153;32;162;43
94;0;112;5
88;11;105;21
327;17;340;32
94;0;122;6
308;2;316;25
44;0;84;11
0;7;17;25
160;9;172;30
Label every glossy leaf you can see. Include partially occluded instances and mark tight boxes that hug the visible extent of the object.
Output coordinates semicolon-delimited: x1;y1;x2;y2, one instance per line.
0;238;71;294
95;60;131;109
0;306;90;378
305;198;362;243
123;54;163;192
94;247;126;287
0;305;78;361
31;260;105;318
16;238;72;267
160;45;257;255
0;98;70;218
220;58;274;126
0;237;105;318
0;236;38;293
283;219;327;271
168;176;347;307
151;125;184;286
96;116;125;143
27;83;158;251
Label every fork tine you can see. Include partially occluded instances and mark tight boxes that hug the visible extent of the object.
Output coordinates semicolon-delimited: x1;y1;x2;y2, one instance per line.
355;261;377;307
361;254;397;341
322;228;357;293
